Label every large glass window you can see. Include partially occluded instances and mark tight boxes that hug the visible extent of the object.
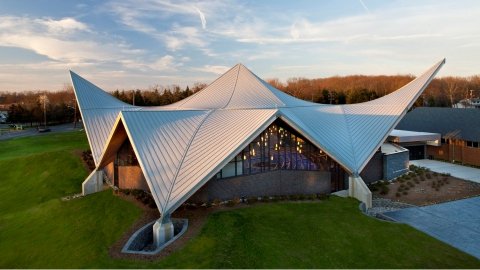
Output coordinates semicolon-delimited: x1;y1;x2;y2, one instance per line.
116;140;139;166
217;120;335;179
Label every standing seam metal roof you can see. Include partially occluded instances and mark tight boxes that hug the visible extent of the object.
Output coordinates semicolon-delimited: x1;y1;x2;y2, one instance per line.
71;59;445;219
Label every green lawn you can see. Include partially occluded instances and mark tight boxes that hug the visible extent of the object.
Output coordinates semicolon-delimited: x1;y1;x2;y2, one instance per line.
0;131;479;268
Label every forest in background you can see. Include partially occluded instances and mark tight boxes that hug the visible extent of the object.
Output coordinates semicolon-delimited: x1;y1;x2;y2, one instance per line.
1;74;479;126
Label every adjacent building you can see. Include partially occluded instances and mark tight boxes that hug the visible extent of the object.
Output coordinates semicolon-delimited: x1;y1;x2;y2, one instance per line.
396;107;480;167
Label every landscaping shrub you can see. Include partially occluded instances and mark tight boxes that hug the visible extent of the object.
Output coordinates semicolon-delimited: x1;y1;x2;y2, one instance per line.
402;191;408;195
379;185;389;195
396;192;401;197
246;197;257;204
426;173;432;179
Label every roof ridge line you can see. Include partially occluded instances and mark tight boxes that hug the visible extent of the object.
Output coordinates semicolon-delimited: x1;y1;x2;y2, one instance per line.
339;105;359;174
161;110;214;217
222;64;241;108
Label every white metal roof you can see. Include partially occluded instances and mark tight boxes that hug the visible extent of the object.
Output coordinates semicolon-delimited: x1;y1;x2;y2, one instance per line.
70;58;445;218
388;129;441;143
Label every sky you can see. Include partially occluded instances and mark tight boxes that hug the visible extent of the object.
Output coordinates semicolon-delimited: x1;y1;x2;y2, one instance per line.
0;0;479;92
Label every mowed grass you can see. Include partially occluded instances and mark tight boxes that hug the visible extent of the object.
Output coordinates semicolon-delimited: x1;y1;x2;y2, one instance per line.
0;131;479;268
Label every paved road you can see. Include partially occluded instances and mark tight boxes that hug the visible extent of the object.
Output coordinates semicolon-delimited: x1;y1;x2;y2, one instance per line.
384;196;480;260
0;122;84;141
410;159;480;183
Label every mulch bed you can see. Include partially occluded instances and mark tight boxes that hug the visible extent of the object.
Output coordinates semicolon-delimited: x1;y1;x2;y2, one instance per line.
372;173;480;206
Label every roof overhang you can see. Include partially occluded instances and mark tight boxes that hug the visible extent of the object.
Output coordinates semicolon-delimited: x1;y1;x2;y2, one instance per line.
388;129;441;146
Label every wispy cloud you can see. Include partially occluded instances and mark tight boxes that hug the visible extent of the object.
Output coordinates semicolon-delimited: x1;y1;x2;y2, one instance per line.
358;0;370;13
105;0;221;51
194;7;207;30
0;16;140;64
191;65;230;75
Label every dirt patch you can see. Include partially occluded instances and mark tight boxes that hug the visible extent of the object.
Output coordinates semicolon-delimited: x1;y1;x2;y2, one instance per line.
372;172;480;206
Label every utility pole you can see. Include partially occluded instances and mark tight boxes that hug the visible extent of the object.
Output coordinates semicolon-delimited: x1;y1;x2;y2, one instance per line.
73;98;77;128
39;93;48;128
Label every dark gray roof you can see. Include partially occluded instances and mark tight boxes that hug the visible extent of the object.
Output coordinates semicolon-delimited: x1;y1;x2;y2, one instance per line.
396;107;480;141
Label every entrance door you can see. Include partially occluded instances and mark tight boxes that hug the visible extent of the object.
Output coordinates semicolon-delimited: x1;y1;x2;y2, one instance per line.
406;145;425;160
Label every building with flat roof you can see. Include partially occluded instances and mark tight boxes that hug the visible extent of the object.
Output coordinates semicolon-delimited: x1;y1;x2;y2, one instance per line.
71;59;444;248
396;107;480;166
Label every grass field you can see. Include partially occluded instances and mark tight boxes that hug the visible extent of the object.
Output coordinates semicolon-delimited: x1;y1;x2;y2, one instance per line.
0;131;479;268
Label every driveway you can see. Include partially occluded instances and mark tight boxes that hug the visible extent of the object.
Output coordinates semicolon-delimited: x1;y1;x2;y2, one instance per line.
410;159;480;183
384;196;480;260
0;122;83;141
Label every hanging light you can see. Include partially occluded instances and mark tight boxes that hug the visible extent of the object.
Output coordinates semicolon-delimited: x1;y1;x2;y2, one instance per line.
271;156;274;160
243;155;247;160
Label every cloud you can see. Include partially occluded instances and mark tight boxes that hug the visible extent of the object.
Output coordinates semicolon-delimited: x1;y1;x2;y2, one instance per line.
41;17;89;34
0;16;140;65
358;0;370;13
192;65;230;75
105;0;224;52
194;7;207;30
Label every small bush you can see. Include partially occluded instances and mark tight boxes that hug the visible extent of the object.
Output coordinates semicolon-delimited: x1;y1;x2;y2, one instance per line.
246;197;257;204
379;185;389;195
396;192;401;197
407;182;415;187
426;173;432;179
420;175;426;181
317;194;329;200
402;191;408;195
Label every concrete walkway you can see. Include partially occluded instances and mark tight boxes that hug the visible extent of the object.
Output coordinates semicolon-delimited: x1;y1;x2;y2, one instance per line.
410;159;480;183
384;196;480;260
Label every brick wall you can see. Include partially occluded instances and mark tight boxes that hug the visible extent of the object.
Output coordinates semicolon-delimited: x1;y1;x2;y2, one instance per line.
188;170;331;203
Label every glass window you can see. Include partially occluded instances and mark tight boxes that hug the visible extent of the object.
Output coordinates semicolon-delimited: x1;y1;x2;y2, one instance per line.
473;141;479;148
216;120;342;179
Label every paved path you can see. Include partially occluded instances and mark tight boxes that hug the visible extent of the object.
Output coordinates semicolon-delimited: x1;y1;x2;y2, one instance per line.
410;159;480;183
384;196;480;260
0;122;83;141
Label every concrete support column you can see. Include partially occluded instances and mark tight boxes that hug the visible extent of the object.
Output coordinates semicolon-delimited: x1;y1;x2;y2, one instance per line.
82;169;104;195
153;215;174;248
348;174;372;209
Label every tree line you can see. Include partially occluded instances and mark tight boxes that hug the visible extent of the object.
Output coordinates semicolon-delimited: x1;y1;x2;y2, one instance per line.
1;75;479;125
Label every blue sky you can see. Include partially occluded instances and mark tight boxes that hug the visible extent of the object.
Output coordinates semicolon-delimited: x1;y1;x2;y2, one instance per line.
0;0;479;91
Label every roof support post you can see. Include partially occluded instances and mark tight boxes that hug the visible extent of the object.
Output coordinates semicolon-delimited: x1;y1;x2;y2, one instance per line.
153;214;174;248
348;174;372;209
82;169;105;196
